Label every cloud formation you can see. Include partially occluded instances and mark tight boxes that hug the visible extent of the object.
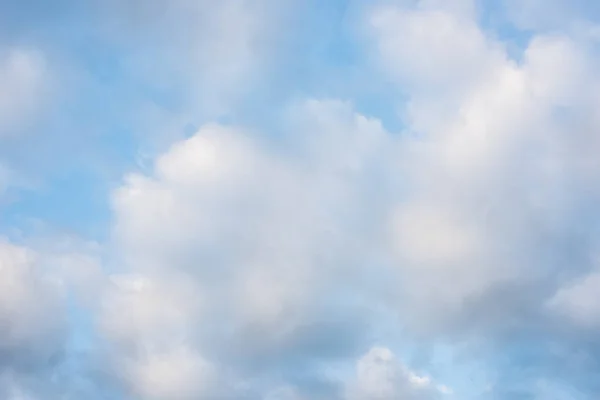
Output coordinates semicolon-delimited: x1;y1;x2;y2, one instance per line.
2;0;600;399
106;100;395;398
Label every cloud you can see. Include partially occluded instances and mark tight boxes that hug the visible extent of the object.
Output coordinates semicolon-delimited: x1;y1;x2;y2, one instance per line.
369;1;500;92
346;347;448;400
366;0;600;340
105;99;395;398
99;2;600;395
3;0;600;399
361;1;600;397
0;233;116;399
0;48;47;136
0;239;71;399
99;274;214;399
96;0;292;117
547;269;600;329
503;0;600;33
0;240;65;367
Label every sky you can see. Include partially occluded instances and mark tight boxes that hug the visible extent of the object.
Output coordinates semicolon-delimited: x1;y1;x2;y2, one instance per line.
2;0;600;398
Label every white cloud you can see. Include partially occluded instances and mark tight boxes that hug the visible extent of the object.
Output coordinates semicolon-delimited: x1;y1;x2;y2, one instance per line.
547;270;600;329
0;234;114;399
111;100;389;323
369;2;501;93
0;240;65;365
346;347;447;400
367;0;600;336
98;272;214;399
100;273;203;348
123;343;215;400
33;2;590;398
0;48;47;135
105;99;394;397
100;3;600;393
1;0;595;397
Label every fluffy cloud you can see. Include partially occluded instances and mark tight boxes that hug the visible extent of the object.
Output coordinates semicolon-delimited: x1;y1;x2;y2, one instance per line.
106;99;393;398
369;1;499;92
99;2;600;395
368;0;600;339
0;240;69;399
0;233;116;400
361;1;600;397
0;240;65;367
346;347;448;400
3;0;600;399
99;274;214;399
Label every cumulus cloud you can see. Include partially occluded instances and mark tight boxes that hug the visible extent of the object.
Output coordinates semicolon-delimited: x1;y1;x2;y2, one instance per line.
0;240;78;399
105;99;395;398
96;1;600;395
346;347;448;400
3;0;600;399
366;0;600;340
0;233;115;399
369;1;499;92
98;273;214;399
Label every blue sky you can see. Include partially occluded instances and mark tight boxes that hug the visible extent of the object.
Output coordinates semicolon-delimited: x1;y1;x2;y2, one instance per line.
2;0;600;399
